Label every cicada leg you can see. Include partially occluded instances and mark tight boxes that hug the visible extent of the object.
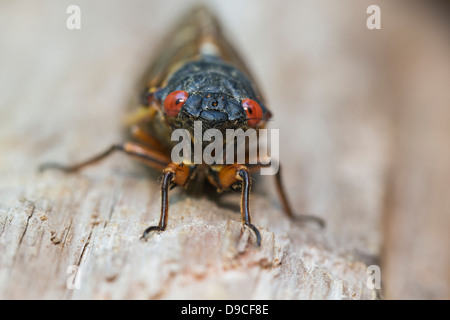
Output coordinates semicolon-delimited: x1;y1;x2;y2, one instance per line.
129;124;169;154
217;164;261;246
140;162;190;240
247;161;325;228
39;141;186;240
39;142;170;173
141;169;173;237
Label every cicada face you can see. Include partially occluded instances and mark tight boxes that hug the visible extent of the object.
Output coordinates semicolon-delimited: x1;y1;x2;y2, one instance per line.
153;57;270;137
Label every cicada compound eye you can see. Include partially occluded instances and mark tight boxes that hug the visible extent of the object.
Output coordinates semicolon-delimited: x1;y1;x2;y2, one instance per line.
164;90;189;117
242;98;263;126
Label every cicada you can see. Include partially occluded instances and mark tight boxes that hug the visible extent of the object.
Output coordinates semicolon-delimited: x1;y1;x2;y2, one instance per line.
41;7;322;246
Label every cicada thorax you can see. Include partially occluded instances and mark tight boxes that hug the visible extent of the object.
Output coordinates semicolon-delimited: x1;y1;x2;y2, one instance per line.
141;5;255;91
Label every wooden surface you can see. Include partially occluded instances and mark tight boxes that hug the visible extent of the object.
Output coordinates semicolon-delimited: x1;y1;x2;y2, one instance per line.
0;0;448;299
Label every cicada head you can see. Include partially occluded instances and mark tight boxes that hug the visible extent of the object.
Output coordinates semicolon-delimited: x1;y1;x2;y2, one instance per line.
158;90;269;133
152;59;271;135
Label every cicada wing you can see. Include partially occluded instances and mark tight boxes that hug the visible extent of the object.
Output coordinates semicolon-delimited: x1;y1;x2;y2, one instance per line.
142;5;257;91
127;6;268;127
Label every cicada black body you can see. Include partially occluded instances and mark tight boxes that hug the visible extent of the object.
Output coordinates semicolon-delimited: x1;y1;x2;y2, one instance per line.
40;6;322;246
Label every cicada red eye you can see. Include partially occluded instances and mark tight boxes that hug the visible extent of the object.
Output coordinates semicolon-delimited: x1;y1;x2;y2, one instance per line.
242;99;263;126
164;90;189;117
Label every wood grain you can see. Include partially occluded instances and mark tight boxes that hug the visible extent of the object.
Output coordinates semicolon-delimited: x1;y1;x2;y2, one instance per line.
0;0;448;299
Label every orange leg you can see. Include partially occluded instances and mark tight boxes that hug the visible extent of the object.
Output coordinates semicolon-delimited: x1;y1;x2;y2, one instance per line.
39;142;170;173
39;143;193;239
130;124;169;154
141;162;190;240
218;164;261;246
247;161;325;228
140;169;173;237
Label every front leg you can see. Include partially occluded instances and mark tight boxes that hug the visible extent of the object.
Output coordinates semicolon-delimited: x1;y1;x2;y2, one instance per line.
141;162;190;240
140;169;173;238
237;167;262;246
39;143;189;240
218;164;261;246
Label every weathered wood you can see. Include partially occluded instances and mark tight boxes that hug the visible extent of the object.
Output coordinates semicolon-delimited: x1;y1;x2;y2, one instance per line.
381;3;450;299
0;0;448;300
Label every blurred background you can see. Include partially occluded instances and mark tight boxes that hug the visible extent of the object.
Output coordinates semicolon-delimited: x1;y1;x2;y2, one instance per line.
0;0;449;299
